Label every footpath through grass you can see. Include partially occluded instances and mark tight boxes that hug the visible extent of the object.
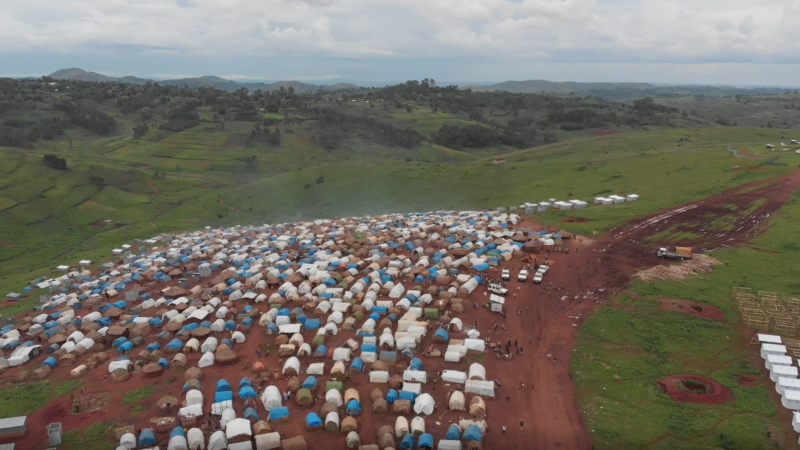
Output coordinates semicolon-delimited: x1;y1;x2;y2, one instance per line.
574;188;800;449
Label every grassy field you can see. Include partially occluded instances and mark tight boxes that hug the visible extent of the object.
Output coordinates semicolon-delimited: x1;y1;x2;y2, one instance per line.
572;186;800;449
120;385;158;405
0;380;80;417
1;125;796;312
60;420;116;450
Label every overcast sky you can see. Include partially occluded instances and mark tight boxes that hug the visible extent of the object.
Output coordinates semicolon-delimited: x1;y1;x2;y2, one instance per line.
2;0;800;85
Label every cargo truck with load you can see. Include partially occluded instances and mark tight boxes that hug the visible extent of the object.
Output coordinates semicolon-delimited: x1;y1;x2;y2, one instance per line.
657;246;692;260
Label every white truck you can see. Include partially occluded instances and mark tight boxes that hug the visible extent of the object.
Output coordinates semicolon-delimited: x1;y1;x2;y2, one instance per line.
657;246;692;260
501;268;510;281
517;269;529;282
533;271;544;284
488;283;508;296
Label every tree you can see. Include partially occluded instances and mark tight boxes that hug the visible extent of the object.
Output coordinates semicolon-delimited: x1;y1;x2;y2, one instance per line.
316;175;325;184
43;153;67;170
68;138;73;151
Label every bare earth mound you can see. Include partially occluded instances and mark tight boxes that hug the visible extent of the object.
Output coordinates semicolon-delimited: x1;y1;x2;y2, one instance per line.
657;375;733;405
659;298;724;320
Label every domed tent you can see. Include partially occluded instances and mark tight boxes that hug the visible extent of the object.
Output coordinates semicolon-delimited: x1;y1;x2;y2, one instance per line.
345;431;360;449
372;398;388;414
464;424;483;442
324;411;340;431
139;428;157;446
207;430;227;450
187;427;204;450
305;412;322;430
468;397;486;420
412;394;435;415
411;416;425;436
399;433;414;450
395;416;409;436
345;399;362;416
446;424;461;440
448;391;465;411
341;416;358;433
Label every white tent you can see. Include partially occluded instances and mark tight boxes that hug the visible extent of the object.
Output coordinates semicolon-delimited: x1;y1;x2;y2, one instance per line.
395;416;409;437
180;404;203;418
282;357;300;375
221;409;236;429
198;352;215;368
261;386;282;410
232;331;246;343
187;428;205;450
369;371;389;384
771;364;799;382
793;411;800;433
413;393;435;415
777;377;800;395
226;418;252;441
761;343;787;359
403;370;428;383
325;389;343;407
211;319;226;332
783;389;800;410
254;432;281;450
184;338;200;352
402;383;422;395
448;391;465;410
463;339;485;351
411;416;426;434
465;380;495;398
468;363;486;381
766;354;793;371
307;362;325;375
168;435;189;450
437;440;463;450
208;431;228;450
201;337;218;353
120;433;136;449
441;370;467;384
333;348;352;362
444;351;461;363
325;411;340;429
109;360;133;373
186;390;204;406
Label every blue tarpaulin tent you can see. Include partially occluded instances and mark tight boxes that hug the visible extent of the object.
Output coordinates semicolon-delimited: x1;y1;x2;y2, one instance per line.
170;427;185;438
118;341;134;352
225;320;236;331
139;429;156;446
399;433;414;450
349;358;364;373
214;391;233;403
464;424;483;441
361;344;377;353
314;345;328;357
239;386;257;399
345;399;361;416
146;342;161;351
418;433;434;449
434;329;449;343
304;319;321;330
399;391;417;402
244;407;260;422
306;412;322;427
302;376;317;389
42;356;57;368
148;317;162;327
386;389;398;403
157;357;170;368
239;377;251;388
446;424;461;440
410;357;423;370
216;379;231;391
166;339;183;350
269;407;290;421
112;336;128;347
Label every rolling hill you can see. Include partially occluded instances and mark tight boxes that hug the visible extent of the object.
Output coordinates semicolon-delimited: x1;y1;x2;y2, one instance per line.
47;68;358;92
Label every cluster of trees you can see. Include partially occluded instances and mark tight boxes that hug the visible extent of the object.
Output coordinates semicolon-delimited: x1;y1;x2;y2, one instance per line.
54;102;116;135
246;123;281;146
314;108;422;148
0;117;64;147
236;155;259;171
43;153;67;170
133;123;149;138
432;124;556;149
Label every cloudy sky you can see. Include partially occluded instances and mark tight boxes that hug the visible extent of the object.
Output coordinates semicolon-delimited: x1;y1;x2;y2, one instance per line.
2;0;800;85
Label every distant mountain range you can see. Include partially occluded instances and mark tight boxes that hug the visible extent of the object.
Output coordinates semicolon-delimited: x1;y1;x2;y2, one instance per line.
460;79;796;98
48;68;359;93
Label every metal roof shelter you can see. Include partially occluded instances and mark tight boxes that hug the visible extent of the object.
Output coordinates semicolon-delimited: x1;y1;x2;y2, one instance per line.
0;444;15;450
0;416;27;438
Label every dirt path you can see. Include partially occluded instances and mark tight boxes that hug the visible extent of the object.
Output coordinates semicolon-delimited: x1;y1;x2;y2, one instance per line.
0;240;15;247
147;179;158;195
218;198;241;219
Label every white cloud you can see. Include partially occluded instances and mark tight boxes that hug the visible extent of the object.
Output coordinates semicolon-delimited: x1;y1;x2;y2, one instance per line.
0;0;799;66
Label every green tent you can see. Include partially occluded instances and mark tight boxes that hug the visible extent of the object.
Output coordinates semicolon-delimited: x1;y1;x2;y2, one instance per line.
326;381;344;393
424;309;439;320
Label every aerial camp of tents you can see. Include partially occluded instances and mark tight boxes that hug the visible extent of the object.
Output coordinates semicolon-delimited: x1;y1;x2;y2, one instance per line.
0;210;543;449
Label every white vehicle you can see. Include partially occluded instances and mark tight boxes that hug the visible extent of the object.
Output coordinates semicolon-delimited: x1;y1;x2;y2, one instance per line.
517;270;529;282
532;272;543;284
796;149;800;155
538;264;549;275
488;284;508;296
501;268;510;281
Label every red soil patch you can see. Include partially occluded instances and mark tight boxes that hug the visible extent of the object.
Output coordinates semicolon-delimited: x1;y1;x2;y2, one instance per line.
591;130;618;136
736;374;758;387
134;163;150;168
147;179;158;195
657;375;733;404
738;147;759;158
296;134;312;145
561;217;591;223
752;165;764;171
89;219;109;228
0;239;15;247
659;298;725;320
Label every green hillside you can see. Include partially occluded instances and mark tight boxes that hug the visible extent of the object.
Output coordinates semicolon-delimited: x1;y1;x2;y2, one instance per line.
0;76;798;303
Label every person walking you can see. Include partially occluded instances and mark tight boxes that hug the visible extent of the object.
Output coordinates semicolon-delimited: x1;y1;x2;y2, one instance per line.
520;420;524;431
502;425;507;434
